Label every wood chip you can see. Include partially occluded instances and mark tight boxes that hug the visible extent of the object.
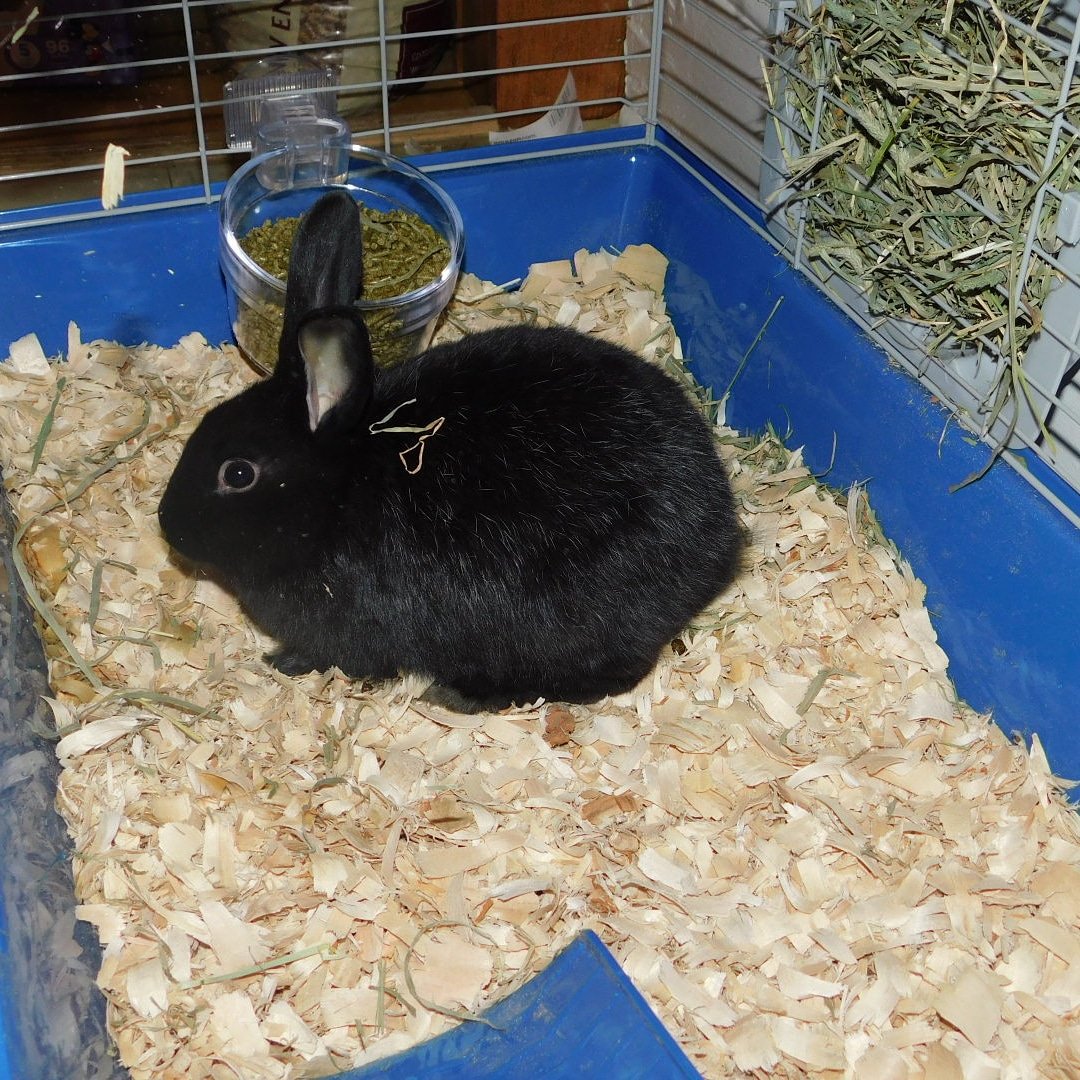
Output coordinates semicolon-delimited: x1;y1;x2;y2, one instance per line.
101;143;130;211
2;249;1079;1078
935;968;1002;1051
543;705;577;747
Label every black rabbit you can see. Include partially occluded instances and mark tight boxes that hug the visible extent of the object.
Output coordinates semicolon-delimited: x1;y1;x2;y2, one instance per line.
158;189;744;711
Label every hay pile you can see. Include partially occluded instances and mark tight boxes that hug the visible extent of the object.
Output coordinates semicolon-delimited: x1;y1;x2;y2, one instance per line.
1;247;1079;1078
767;0;1080;449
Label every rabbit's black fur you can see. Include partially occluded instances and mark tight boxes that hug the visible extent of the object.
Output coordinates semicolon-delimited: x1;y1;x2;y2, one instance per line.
159;190;744;711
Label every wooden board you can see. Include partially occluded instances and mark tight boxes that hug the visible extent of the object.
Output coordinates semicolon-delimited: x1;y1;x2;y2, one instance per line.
459;0;626;124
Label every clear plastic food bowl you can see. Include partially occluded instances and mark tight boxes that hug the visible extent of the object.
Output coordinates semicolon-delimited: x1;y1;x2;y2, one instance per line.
219;144;464;373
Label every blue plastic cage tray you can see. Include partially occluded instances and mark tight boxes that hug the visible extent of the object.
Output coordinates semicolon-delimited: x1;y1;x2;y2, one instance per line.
0;133;1077;1078
348;931;699;1080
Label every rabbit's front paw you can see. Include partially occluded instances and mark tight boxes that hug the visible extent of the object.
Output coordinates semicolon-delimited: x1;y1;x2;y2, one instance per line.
266;647;320;676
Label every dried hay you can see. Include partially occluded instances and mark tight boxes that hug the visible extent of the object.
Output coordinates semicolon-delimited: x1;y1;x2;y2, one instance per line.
1;246;1079;1079
767;0;1080;460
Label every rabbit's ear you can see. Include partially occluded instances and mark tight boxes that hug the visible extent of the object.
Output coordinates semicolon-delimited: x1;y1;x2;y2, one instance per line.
279;190;363;375
297;310;374;435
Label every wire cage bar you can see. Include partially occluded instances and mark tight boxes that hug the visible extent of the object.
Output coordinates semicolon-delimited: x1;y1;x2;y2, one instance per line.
1;3;657;216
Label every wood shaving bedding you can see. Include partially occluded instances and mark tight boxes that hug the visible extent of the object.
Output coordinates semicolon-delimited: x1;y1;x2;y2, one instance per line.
1;247;1078;1079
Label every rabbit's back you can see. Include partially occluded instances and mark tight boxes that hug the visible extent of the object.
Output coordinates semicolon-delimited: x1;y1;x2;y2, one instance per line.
372;325;735;549
332;325;743;707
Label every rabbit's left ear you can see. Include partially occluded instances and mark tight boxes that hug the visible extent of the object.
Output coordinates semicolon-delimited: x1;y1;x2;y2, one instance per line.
297;310;375;435
278;190;364;377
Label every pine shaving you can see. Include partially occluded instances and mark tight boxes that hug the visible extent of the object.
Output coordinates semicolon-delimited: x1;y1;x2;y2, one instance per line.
101;144;130;212
1;249;1079;1077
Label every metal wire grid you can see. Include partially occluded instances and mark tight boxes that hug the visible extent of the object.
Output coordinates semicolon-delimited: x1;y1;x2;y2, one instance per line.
3;0;1080;523
0;2;657;228
649;0;1080;522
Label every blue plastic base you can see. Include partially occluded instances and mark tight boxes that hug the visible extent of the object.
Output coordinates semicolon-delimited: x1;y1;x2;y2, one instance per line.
350;932;700;1080
1;128;1078;1079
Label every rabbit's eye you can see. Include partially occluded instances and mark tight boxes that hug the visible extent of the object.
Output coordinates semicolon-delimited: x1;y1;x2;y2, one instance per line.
217;458;259;493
